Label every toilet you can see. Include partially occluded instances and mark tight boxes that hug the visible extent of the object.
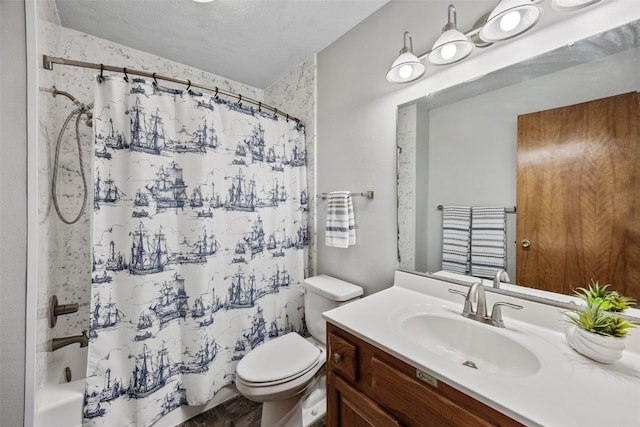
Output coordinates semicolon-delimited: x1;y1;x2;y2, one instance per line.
236;275;363;427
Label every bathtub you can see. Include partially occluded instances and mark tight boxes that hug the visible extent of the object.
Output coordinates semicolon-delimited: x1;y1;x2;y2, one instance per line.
35;345;87;427
33;344;241;427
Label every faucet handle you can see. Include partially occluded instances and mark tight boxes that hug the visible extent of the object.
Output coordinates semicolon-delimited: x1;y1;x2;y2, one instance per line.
490;302;523;328
448;288;467;297
448;289;473;316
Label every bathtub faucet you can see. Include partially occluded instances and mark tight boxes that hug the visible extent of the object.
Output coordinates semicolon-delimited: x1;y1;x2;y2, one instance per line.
52;330;89;351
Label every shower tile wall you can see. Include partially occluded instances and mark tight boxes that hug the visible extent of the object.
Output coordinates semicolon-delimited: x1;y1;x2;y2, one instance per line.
396;104;417;269
35;0;317;391
264;56;317;276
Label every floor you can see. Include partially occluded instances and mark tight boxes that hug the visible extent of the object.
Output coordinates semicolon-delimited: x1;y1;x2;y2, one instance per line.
178;395;326;427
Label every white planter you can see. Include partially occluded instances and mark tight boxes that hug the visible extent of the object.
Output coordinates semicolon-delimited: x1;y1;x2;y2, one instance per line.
565;325;625;364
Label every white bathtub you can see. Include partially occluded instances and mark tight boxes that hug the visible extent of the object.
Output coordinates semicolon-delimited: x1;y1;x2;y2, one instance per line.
35;345;87;427
32;344;241;427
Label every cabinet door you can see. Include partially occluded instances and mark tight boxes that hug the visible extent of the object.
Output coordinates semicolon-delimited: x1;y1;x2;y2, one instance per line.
370;357;493;427
328;372;401;427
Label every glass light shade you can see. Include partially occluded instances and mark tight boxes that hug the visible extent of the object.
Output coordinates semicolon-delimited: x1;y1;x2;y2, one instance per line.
428;29;473;65
551;0;601;11
386;52;426;84
479;0;542;42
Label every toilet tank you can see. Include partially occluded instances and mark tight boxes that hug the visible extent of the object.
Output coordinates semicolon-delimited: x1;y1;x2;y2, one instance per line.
303;275;363;345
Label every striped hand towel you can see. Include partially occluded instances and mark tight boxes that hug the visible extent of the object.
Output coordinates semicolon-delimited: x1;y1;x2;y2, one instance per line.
470;206;507;279
441;206;471;274
325;191;356;248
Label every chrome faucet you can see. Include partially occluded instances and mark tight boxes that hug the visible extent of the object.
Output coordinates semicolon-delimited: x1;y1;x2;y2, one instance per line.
449;283;523;328
464;282;487;320
52;330;89;351
493;269;510;289
448;282;487;321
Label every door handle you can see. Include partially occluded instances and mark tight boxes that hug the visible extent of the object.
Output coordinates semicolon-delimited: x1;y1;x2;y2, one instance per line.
521;239;531;248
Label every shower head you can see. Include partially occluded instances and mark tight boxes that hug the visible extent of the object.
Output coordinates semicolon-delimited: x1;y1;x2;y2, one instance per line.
43;86;94;127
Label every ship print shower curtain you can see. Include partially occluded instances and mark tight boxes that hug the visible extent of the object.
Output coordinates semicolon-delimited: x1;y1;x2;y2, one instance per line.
85;76;308;426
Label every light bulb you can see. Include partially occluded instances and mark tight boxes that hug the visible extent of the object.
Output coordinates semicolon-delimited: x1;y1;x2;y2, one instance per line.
398;65;413;79
440;44;457;60
500;11;521;32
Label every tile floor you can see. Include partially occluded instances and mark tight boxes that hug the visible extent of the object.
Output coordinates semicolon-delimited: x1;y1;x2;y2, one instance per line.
178;395;326;427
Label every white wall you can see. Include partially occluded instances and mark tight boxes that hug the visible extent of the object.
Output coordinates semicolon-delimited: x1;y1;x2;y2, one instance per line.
316;0;640;295
0;1;28;426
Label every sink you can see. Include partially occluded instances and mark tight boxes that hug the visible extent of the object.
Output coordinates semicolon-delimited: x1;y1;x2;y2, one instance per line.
398;313;541;377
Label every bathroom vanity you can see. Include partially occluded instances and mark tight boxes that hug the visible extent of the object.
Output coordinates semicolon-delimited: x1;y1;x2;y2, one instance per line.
323;271;640;426
326;322;520;426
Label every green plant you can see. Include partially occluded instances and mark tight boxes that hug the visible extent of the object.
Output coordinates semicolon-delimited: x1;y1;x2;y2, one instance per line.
565;280;637;338
565;303;636;338
573;279;636;312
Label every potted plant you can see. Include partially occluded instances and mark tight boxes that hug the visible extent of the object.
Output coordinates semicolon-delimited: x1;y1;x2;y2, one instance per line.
564;280;636;364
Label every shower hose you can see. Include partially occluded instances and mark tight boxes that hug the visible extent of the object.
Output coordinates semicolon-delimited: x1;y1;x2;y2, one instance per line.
51;102;93;225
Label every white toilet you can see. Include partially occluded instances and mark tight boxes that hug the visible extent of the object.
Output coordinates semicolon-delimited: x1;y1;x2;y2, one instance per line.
236;275;363;427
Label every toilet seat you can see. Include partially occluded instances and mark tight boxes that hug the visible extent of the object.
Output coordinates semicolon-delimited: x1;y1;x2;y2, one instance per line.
236;333;322;387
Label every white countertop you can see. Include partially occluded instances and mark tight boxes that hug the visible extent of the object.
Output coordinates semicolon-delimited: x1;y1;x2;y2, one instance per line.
323;271;640;426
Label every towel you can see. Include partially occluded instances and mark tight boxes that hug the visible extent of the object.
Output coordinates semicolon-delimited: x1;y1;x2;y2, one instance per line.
470;206;507;279
325;191;356;248
441;206;471;274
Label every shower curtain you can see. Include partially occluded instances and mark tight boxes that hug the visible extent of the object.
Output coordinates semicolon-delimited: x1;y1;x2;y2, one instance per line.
85;76;308;426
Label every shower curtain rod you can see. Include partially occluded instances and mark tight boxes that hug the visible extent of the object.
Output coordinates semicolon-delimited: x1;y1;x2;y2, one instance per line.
42;55;303;125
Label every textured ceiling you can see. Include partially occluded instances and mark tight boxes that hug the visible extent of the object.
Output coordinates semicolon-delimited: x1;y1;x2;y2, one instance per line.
55;0;389;89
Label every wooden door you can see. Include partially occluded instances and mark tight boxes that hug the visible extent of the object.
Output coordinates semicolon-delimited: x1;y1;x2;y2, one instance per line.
516;92;640;301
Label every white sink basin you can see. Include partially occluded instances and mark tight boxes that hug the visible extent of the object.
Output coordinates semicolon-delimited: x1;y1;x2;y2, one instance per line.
397;312;541;377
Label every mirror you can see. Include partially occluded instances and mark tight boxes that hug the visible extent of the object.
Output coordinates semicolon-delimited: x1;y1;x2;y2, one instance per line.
397;20;640;298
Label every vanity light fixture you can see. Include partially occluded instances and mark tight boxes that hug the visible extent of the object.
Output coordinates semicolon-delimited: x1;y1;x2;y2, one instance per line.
386;0;601;84
551;0;602;11
386;32;426;84
428;5;474;65
479;0;542;43
192;0;216;3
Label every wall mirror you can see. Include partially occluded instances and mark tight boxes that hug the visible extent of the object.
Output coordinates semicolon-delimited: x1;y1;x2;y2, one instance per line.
397;19;640;301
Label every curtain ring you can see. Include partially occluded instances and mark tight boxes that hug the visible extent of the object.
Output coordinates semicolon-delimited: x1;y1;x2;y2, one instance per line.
273;108;278;119
123;67;129;82
258;102;262;112
186;80;191;92
286;114;289;123
98;64;104;82
152;72;158;87
237;94;242;106
214;87;219;99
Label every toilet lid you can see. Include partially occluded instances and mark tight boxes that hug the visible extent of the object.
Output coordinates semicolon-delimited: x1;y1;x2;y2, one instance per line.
237;333;321;384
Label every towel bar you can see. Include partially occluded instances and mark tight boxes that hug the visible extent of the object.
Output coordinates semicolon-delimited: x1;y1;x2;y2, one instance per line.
437;205;516;213
317;191;374;200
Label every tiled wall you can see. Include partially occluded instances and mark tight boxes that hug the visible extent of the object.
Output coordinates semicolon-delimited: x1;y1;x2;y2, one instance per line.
396;104;416;270
35;0;316;396
264;56;317;276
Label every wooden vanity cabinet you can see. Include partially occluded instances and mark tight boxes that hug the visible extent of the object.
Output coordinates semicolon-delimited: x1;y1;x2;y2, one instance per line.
326;323;522;427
